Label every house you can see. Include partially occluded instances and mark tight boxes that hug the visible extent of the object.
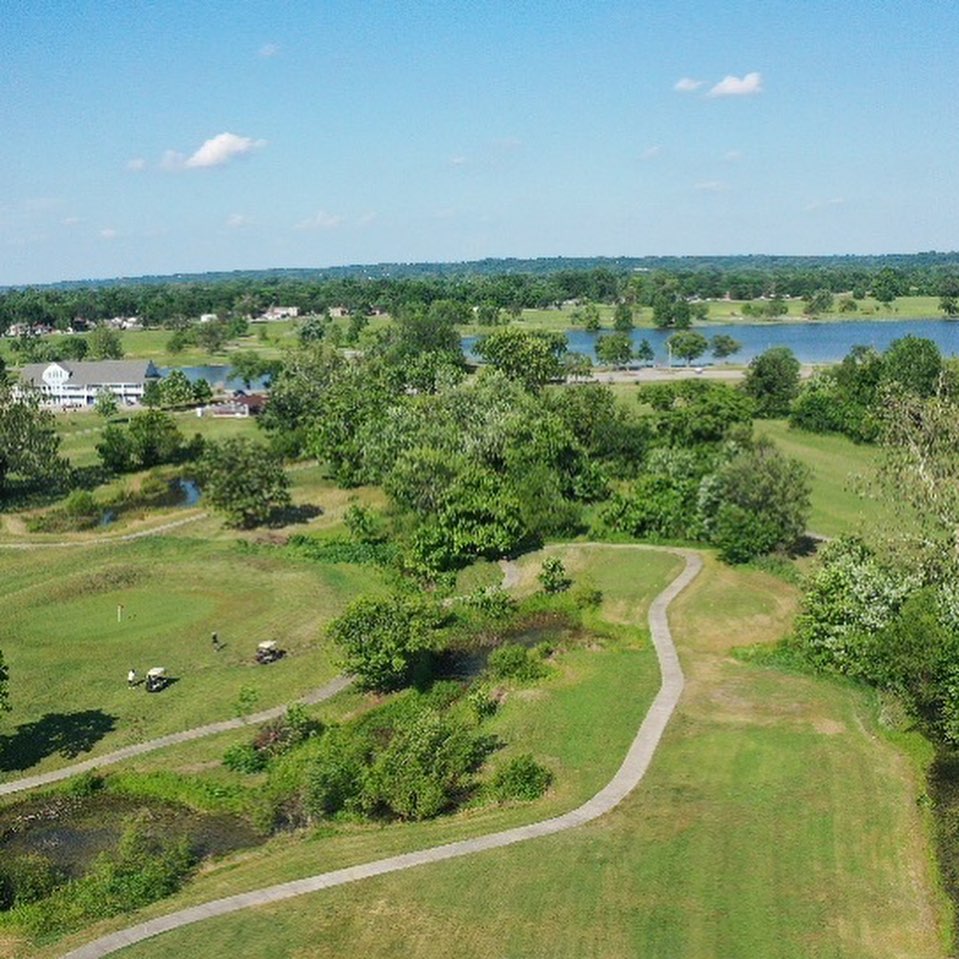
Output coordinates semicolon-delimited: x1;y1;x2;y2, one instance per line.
17;360;161;407
260;306;299;321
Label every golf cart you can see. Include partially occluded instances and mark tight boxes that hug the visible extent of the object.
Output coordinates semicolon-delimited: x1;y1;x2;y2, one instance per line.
145;666;168;692
255;640;282;665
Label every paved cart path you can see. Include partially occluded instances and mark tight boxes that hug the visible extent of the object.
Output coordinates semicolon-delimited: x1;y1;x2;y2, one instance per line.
0;675;352;797
57;545;702;959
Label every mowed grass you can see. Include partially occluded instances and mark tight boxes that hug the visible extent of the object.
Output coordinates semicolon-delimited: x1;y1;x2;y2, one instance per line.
0;536;382;780
755;420;892;538
95;554;948;959
27;548;682;959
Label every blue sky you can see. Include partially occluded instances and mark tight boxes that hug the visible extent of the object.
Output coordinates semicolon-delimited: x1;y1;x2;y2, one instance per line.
3;0;957;285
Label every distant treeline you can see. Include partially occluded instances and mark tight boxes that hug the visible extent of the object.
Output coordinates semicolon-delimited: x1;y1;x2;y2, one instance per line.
3;253;959;328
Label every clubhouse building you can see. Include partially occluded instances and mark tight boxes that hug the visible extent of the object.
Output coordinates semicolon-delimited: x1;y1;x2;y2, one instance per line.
17;360;162;408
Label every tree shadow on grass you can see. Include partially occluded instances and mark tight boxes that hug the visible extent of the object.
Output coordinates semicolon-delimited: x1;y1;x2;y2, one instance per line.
0;710;117;773
264;503;324;528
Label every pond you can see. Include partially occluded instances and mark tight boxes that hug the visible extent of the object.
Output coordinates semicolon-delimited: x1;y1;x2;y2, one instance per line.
98;478;200;527
0;791;262;880
162;365;272;391
465;318;959;365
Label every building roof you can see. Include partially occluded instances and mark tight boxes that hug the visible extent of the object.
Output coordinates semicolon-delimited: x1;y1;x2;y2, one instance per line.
19;360;160;388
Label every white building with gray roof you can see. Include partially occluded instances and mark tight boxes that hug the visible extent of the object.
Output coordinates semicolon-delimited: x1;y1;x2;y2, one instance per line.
17;360;161;407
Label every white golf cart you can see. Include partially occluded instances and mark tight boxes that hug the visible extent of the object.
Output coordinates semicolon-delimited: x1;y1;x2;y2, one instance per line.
145;666;168;692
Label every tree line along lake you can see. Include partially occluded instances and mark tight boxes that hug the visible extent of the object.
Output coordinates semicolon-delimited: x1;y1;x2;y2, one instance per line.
169;318;959;387
465;317;959;365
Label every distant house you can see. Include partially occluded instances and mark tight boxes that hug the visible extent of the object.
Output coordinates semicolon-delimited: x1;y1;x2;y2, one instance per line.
17;360;161;407
199;313;218;324
260;306;299;321
327;306;349;318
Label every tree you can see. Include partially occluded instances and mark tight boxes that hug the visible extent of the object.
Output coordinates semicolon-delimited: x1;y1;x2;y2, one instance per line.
613;302;634;332
538;556;571;593
94;388;119;420
0;649;9;713
741;346;800;417
0;386;68;499
86;324;124;359
158;369;195;408
229;351;269;389
327;594;436;691
595;332;633;368
579;302;601;332
702;438;812;562
141;380;163;408
871;268;900;307
881;335;941;397
802;289;834;316
475;301;502;326
563;352;592;381
710;334;741;360
474;327;567;390
198;437;291;528
875;385;959;575
298;315;328;343
937;275;959;317
191;378;213;405
633;339;655;366
127;410;184;468
667;331;708;366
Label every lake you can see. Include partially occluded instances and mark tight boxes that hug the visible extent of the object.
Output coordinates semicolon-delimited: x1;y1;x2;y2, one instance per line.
466;318;959;365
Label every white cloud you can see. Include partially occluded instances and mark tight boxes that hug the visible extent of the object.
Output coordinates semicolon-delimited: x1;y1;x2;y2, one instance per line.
723;149;743;162
707;72;763;98
185;132;266;168
99;227;118;239
258;42;279;58
357;211;378;226
62;216;82;225
639;145;662;160
450;154;468;166
127;157;147;172
694;180;730;192
674;77;703;92
226;213;252;228
295;210;344;230
804;197;845;212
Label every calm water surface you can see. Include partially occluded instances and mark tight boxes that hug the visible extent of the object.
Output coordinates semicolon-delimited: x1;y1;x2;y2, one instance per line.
467;318;959;365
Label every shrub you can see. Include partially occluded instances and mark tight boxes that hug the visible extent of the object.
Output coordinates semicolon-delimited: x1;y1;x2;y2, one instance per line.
223;742;268;774
571;580;603;609
0;854;64;909
538;556;571;594
361;708;484;820
9;813;196;938
492;754;552;801
487;643;548;683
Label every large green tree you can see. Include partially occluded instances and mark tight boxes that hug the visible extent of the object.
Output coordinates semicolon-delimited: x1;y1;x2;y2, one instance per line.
198;437;291;528
86;324;124;359
328;594;437;691
742;346;801;417
595;332;633;368
0;386;68;499
667;331;708;366
474;327;567;390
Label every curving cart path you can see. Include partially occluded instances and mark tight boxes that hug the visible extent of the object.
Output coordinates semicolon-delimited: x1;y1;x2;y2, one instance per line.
57;545;702;959
0;675;353;798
